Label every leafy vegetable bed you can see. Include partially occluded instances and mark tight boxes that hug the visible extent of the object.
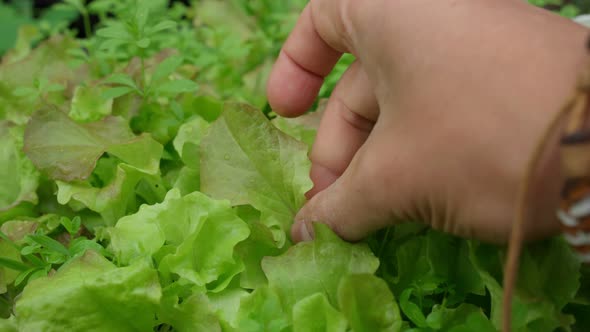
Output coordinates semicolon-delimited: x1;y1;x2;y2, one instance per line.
0;1;589;331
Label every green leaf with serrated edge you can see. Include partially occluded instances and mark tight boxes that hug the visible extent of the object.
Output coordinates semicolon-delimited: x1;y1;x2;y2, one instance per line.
155;79;198;95
102;86;135;99
201;103;312;233
261;223;379;312
147;20;176;35
102;73;138;90
24;109;162;181
151;55;184;84
96;23;131;40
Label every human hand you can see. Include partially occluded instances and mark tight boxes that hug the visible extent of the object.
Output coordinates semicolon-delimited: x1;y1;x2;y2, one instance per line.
267;0;590;243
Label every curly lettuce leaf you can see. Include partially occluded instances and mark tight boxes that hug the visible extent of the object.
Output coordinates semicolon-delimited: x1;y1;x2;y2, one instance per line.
201;102;312;233
261;223;379;311
173;115;209;167
12;250;161;332
110;188;250;291
56;163;155;225
235;221;285;289
69;84;114;123
158;292;222;332
235;286;290;332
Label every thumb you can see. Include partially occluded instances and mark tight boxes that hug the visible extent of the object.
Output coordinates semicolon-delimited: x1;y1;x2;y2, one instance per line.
292;142;399;242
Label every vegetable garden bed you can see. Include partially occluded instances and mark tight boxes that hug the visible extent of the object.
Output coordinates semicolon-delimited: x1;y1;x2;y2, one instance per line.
0;1;589;331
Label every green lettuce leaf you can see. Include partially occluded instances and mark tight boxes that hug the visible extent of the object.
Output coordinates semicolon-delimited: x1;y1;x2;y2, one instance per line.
0;123;38;217
235;221;285;289
469;239;579;332
56;163;154;225
293;293;347;332
13;250;161;332
110;188;250;291
261;223;379;311
0;238;23;294
173;115;209;167
201;102;312;233
24;108;162;181
337;274;402;332
0;316;17;332
158;292;222;332
235;286;290;332
69;84;113;123
208;288;250;330
424;304;496;332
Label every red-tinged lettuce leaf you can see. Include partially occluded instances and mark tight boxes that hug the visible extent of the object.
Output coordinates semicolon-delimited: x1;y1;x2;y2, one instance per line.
201;103;312;234
0;36;80;125
272;107;323;150
0;36;78;86
261;223;379;312
12;251;161;332
0;123;38;218
337;274;402;332
293;293;347;332
24;108;162;182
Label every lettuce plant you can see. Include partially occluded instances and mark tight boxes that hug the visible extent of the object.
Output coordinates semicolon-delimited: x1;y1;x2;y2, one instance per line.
0;1;588;331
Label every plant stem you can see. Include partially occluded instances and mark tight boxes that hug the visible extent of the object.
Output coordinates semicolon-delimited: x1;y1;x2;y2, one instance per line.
82;11;92;38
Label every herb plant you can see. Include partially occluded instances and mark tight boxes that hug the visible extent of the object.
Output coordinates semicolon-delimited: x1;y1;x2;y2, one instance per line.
0;1;588;331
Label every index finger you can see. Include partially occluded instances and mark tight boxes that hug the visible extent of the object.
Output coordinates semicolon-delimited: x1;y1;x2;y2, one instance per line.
266;3;344;117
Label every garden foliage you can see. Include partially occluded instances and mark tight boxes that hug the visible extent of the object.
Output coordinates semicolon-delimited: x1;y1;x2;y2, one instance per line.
0;1;589;331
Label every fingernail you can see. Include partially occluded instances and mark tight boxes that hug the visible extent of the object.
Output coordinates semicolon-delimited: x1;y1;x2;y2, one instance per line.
299;221;314;242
